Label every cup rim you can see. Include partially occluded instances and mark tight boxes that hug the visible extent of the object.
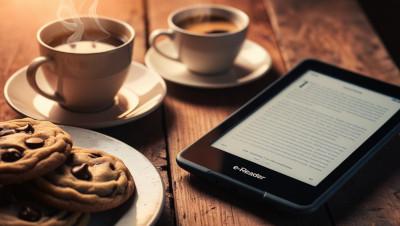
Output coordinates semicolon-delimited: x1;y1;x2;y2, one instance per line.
37;16;135;55
167;4;249;37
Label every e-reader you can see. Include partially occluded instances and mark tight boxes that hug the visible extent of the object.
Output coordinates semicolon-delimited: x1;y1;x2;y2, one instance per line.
176;59;400;213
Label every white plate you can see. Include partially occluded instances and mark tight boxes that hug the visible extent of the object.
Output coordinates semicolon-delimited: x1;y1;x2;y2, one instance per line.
4;62;167;128
145;39;272;88
60;126;164;226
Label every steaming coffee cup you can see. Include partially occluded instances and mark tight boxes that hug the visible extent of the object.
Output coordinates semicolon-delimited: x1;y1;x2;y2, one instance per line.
27;16;134;113
149;4;249;74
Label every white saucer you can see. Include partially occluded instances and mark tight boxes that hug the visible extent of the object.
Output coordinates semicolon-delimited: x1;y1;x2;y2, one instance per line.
61;126;164;226
4;62;167;128
145;39;272;88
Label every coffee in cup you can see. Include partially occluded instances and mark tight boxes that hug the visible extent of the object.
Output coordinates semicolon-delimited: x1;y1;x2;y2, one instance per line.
27;17;134;113
149;5;249;74
49;30;124;53
176;15;239;35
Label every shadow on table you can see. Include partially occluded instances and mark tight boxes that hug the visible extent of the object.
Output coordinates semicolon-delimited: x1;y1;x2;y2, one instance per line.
90;193;135;226
185;174;331;225
97;108;167;153
166;68;280;108
326;135;400;223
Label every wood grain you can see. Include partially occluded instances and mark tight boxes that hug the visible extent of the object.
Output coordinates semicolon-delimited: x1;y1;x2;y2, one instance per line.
0;1;173;225
267;0;400;225
148;0;331;225
267;0;399;83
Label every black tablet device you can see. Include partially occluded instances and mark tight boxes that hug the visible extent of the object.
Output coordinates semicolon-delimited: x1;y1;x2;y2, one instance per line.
176;59;400;213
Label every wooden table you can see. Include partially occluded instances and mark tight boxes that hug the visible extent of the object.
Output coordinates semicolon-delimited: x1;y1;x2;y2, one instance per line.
0;0;399;225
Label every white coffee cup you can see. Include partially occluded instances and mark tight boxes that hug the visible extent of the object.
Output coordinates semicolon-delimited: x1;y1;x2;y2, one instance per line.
150;5;249;74
27;17;134;113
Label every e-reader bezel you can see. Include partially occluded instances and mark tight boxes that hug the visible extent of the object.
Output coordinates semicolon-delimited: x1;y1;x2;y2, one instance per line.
176;59;400;212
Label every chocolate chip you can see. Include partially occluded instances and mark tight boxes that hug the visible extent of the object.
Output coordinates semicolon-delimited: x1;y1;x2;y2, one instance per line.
1;148;22;162
88;153;102;158
55;166;64;174
0;186;15;205
66;153;74;165
105;186;118;196
25;137;44;149
0;191;12;206
16;124;34;134
18;205;42;222
0;128;16;136
71;163;92;180
109;163;115;170
46;208;59;217
0;198;9;206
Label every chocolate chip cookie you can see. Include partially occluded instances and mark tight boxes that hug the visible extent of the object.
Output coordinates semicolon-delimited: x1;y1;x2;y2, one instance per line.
0;186;90;226
29;147;135;212
0;118;72;184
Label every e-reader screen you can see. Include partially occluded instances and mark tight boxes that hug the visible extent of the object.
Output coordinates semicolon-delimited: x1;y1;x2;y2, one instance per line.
212;70;400;186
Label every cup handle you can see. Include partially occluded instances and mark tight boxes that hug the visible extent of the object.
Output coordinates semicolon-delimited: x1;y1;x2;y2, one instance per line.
149;29;179;61
26;56;64;103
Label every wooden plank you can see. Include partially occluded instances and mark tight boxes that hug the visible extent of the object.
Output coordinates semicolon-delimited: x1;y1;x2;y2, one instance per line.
267;0;399;83
266;0;400;225
0;1;174;225
148;0;332;225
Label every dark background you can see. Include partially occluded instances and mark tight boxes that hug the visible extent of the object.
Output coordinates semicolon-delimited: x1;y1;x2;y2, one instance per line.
360;0;400;67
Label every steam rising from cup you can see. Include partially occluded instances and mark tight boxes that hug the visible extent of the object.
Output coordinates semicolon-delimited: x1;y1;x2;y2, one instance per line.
57;0;110;43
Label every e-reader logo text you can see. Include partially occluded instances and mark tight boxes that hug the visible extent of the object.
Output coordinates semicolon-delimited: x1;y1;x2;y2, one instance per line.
233;166;266;180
